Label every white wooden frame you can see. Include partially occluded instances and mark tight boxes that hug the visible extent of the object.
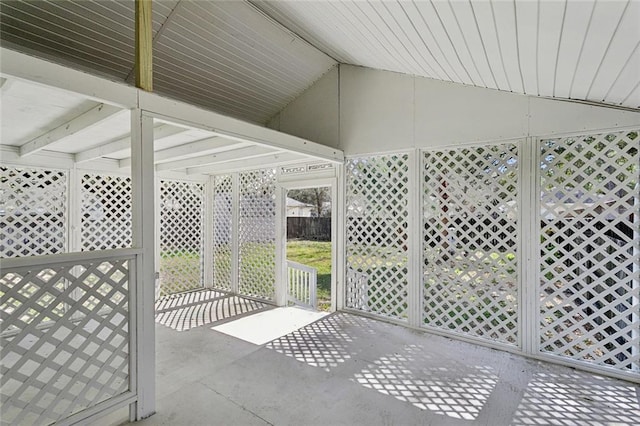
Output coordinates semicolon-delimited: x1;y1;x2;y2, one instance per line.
0;47;347;423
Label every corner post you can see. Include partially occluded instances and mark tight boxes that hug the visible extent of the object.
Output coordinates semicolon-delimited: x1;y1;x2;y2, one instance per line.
131;108;155;419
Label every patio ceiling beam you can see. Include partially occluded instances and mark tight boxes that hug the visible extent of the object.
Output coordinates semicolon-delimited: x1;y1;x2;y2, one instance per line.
152;136;249;164
117;137;249;169
75;124;186;163
155;146;282;172
186;152;306;175
20;103;123;157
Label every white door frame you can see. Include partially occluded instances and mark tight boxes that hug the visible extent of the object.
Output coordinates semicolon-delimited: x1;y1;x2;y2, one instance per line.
276;177;338;311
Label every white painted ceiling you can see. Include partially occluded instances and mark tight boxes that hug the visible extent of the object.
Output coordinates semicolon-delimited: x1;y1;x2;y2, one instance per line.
0;0;638;128
0;79;325;178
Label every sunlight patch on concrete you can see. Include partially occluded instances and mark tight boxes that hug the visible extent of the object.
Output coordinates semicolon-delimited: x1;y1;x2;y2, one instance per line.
211;306;329;345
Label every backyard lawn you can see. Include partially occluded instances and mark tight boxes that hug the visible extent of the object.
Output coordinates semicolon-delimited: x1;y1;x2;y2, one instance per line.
287;240;332;311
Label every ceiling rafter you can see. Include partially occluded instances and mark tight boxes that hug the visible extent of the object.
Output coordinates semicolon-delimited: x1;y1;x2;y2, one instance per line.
74;124;187;163
19;103;123;157
186;151;306;175
155;145;282;172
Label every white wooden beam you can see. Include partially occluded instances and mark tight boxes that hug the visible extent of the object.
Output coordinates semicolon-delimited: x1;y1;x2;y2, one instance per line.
139;92;344;163
75;124;186;163
20;103;123;157
118;136;248;170
186;152;306;175
155;146;280;172
0;47;137;107
153;137;248;164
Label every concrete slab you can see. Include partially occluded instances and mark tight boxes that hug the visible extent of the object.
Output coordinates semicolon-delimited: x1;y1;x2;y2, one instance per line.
112;295;640;426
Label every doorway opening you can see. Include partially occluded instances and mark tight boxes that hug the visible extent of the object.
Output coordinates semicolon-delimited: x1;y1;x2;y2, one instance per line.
285;186;333;311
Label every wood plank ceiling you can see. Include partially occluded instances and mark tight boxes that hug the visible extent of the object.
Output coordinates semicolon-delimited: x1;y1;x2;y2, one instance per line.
1;0;638;124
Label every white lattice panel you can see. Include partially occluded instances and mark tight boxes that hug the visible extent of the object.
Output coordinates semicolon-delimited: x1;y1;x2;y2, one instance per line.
238;169;276;300
423;144;519;345
539;130;639;371
0;166;67;258
345;155;409;320
213;175;233;291
0;257;130;425
81;174;132;251
160;180;204;297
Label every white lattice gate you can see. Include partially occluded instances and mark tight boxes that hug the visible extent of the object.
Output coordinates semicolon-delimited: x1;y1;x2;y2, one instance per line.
159;180;205;297
539;130;639;372
345;154;409;321
238;169;276;300
212;175;233;292
0;166;67;258
422;144;519;345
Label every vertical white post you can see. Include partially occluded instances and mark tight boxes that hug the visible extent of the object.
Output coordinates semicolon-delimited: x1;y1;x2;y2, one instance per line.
231;173;240;294
68;166;81;253
130;109;155;420
408;149;421;328
204;176;214;288
275;183;287;306
336;163;346;311
330;176;339;312
154;176;161;301
520;137;538;355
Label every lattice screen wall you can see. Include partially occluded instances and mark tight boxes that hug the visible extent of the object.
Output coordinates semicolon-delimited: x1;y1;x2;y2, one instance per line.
81;174;132;251
213;175;233;291
0;166;67;258
238;169;276;300
422;144;519;345
159;180;204;297
539;130;639;372
345;154;409;321
0;256;131;425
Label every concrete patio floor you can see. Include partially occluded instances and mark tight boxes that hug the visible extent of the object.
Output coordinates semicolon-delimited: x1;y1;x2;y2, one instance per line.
103;291;639;426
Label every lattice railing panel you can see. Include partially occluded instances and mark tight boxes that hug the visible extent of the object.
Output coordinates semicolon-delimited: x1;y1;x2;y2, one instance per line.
81;174;132;251
160;180;204;297
539;130;639;371
0;166;67;258
345;154;409;320
213;175;233;291
0;256;131;425
423;144;519;345
238;169;276;300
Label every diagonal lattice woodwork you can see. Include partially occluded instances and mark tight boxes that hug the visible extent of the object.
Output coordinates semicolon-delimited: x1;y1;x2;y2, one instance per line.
81;174;132;251
159;180;205;297
345;154;409;320
0;166;67;258
0;257;131;425
539;130;639;371
238;169;276;300
213;175;233;291
423;144;519;345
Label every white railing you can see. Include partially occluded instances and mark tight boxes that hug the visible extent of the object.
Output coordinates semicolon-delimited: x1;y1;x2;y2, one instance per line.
0;248;140;425
287;260;317;309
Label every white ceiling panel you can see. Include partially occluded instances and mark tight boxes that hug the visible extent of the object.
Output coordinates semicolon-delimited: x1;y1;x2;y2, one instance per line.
255;0;640;108
1;0;637;118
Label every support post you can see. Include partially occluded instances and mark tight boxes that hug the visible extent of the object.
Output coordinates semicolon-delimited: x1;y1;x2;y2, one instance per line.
408;149;422;328
204;176;215;288
130;109;155;419
231;173;240;294
135;0;153;91
275;183;287;306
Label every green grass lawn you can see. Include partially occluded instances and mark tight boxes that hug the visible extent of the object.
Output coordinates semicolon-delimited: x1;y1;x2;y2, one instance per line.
287;240;332;310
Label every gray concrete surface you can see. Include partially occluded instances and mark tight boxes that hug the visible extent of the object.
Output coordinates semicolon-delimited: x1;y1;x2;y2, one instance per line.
104;302;639;426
